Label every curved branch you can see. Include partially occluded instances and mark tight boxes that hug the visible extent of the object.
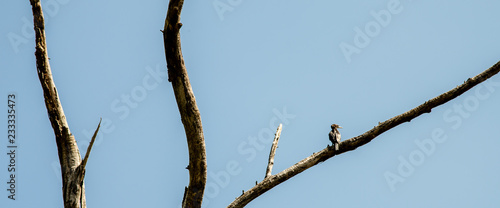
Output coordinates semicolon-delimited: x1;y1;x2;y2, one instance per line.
228;61;500;207
162;0;207;207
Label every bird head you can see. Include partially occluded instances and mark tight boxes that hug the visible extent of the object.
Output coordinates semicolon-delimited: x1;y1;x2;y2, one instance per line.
331;124;342;129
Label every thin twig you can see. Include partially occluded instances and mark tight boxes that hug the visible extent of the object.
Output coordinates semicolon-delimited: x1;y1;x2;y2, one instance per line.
81;118;102;169
265;124;282;179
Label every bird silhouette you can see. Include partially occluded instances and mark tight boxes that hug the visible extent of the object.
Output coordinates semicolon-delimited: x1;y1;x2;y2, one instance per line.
329;124;342;151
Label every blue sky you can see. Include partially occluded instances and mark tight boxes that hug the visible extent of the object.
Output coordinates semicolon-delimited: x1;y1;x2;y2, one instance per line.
2;0;500;207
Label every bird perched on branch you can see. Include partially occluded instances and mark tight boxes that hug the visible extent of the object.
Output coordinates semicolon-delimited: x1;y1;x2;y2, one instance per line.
329;124;342;151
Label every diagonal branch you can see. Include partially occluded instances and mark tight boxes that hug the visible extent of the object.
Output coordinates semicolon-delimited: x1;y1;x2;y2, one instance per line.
75;118;101;208
265;124;282;179
227;60;500;207
162;0;207;207
30;0;77;166
80;118;102;170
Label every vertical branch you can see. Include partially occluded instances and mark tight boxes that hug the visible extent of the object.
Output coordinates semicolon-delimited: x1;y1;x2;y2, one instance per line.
29;1;85;207
162;0;207;207
30;1;101;207
265;124;282;179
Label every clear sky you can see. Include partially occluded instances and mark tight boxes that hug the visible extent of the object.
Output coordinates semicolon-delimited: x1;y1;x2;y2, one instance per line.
1;0;500;207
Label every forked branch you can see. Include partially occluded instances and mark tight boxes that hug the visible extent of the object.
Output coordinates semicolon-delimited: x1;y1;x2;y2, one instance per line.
30;1;101;207
228;61;500;207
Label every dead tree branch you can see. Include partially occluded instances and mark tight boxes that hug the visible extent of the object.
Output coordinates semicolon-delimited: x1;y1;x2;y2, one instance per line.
162;0;207;207
81;118;101;170
265;124;282;179
227;60;500;207
30;1;102;207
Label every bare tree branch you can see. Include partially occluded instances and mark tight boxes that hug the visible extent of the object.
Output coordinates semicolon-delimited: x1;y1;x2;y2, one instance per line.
76;118;101;208
30;1;85;207
30;1;103;207
80;118;102;170
265;124;282;179
162;0;207;207
227;61;500;207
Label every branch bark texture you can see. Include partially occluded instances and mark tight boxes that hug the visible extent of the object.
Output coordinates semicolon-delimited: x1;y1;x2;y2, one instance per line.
228;61;500;207
163;0;207;207
29;1;101;207
265;124;282;179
